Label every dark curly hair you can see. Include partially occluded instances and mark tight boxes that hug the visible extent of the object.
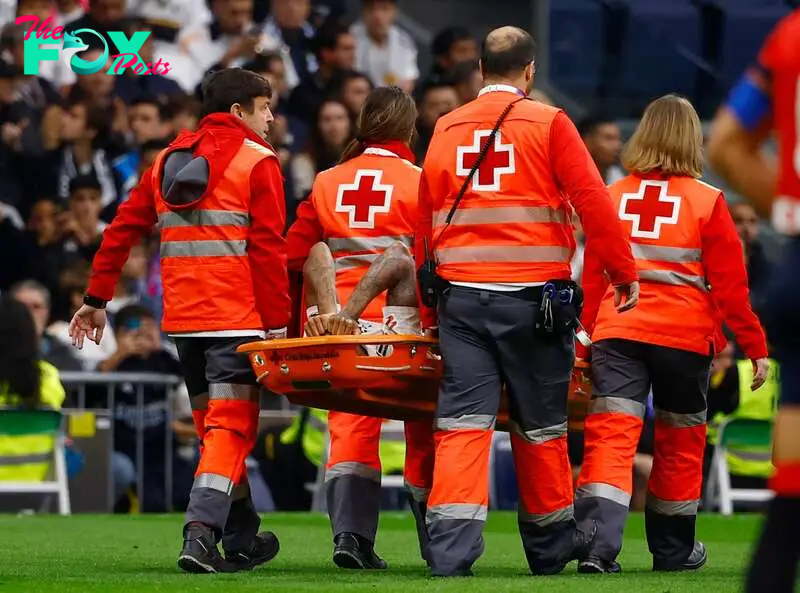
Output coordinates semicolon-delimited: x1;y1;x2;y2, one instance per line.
0;295;41;406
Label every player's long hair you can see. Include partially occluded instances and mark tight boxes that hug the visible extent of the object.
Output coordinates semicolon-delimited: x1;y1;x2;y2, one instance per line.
622;94;703;179
340;86;418;163
0;295;41;406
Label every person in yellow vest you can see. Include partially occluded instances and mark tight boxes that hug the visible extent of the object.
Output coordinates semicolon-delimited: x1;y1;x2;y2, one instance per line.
254;408;407;511
707;349;780;490
0;296;66;482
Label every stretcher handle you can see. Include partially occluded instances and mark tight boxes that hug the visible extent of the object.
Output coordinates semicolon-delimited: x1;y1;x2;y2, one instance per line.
237;334;438;353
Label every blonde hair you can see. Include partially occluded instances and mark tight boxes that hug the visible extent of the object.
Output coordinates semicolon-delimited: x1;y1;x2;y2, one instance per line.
621;94;703;178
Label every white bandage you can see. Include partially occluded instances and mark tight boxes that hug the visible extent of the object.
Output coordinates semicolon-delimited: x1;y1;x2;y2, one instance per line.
382;306;422;335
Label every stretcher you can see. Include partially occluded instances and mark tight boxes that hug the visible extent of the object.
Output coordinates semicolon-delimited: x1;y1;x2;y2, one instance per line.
238;335;591;432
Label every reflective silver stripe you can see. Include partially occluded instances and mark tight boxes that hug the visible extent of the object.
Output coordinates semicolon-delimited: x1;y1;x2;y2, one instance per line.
327;234;412;254
575;482;632;507
646;495;699;516
519;504;574;527
435;414;496;431
510;420;567;444
588;396;646;418
729;449;773;462
335;254;379;271
325;461;381;483
638;269;707;291
193;472;234;495
631;244;701;263
190;392;208;411
308;415;328;432
157;210;249;229
208;383;259;401
160;239;247;258
0;452;51;466
435;245;572;265
656;409;707;428
434;206;566;228
427;503;488;523
404;480;430;502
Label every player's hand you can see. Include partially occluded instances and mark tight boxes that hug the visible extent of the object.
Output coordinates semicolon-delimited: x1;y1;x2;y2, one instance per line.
265;327;287;340
69;304;106;349
304;314;333;337
614;281;640;313
572;360;591;391
423;327;438;339
326;314;359;336
751;357;770;391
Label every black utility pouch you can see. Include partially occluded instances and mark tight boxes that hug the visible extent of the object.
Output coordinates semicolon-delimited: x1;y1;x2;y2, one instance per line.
417;256;441;309
534;280;584;338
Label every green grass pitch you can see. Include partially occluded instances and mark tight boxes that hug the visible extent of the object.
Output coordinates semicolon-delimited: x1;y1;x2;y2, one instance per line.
0;512;770;592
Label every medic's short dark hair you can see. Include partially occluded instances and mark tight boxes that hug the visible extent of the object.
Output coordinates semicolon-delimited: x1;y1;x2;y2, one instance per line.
199;68;272;118
480;27;536;79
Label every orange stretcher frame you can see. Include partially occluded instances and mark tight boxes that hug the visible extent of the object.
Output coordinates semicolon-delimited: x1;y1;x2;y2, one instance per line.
238;335;591;432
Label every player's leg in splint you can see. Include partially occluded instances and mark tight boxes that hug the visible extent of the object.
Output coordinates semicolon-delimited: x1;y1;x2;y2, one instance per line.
747;240;800;593
175;338;279;574
303;241;435;566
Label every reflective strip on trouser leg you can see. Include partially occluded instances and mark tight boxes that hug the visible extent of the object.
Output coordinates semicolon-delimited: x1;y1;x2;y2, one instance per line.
511;430;576;572
326;412;382;542
185;390;260;535
574;398;645;562
404;418;435;562
426;426;492;576
645;409;706;568
222;476;261;555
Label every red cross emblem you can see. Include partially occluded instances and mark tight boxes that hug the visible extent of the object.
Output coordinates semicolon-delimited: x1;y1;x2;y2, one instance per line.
619;180;681;239
335;169;394;229
456;129;515;191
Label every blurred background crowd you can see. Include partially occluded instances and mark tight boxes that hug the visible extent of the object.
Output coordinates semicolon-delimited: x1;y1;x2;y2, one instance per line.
0;0;790;513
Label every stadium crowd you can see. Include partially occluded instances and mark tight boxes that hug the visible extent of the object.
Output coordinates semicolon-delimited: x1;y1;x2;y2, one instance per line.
0;0;780;516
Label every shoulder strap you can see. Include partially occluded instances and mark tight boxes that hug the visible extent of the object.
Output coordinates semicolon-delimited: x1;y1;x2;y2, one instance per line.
431;96;527;252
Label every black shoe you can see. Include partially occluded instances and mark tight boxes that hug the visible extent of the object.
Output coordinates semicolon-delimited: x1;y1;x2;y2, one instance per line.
225;531;280;571
332;533;388;570
177;525;235;574
578;556;622;574
530;520;599;576
653;541;708;572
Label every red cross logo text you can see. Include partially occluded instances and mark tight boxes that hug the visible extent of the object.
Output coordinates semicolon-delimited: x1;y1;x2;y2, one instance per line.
335;169;394;229
619;180;681;239
456;129;515;191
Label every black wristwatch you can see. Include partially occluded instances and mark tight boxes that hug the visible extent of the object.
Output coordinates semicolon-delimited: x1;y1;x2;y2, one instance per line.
83;294;107;309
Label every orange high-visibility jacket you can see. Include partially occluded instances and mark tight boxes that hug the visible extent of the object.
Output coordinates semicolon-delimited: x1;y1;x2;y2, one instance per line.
419;95;575;284
580;173;768;359
286;145;420;322
152;137;280;334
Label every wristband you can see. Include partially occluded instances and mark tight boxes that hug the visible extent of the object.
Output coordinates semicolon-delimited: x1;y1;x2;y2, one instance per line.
83;294;107;309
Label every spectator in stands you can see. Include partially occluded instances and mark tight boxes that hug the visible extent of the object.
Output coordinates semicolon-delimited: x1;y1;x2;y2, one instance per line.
95;303;194;512
166;93;200;134
352;0;418;93
65;0;127;56
56;100;122;214
289;98;353;206
577;114;625;185
105;241;148;317
414;81;459;164
288;21;356;122
180;0;265;92
449;59;481;105
138;138;169;177
0;62;33;214
10;279;82;371
261;0;317;92
0;296;66;484
422;26;477;92
112;18;184;105
730;202;772;319
14;0;77;92
58;175;106;269
330;69;373;119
